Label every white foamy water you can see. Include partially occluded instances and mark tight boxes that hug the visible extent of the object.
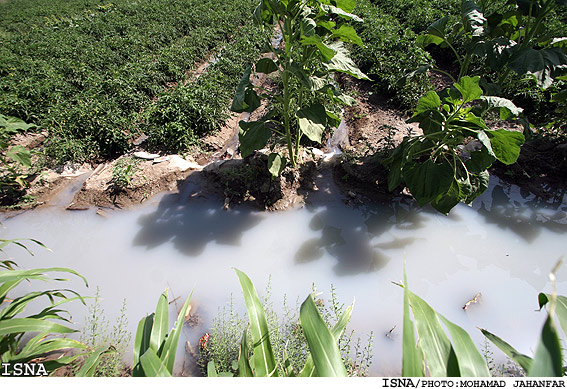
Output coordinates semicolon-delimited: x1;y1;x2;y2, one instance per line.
1;171;566;376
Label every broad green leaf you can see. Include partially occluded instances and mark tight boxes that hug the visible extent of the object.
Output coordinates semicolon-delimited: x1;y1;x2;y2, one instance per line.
234;269;278;377
417;34;445;48
508;47;567;89
268;153;286;178
408;291;459;376
207;361;218;377
461;0;486;36
334;0;356;13
551;89;567;102
231;67;261;113
161;291;193;373
150;291;169;354
133;314;154;376
256;58;278;74
0;318;76;335
76;345;113;377
320;4;362;22
485;129;524;165
300;295;347;377
415;91;442;114
426;16;450;38
237;329;254;377
139;349;172;377
238;121;271;157
7;146;31;168
528;315;563;376
296;104;327;143
324;42;370;80
538;294;567;341
454;76;483;104
289;62;312;89
481;329;532;372
402;160;454;207
402;267;425;377
0;115;36;133
331;25;363;46
438;314;490;376
300;302;354;377
482;96;523;120
300;35;336;62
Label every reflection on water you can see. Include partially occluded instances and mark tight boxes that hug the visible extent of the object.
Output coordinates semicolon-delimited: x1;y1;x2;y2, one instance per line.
0;171;566;376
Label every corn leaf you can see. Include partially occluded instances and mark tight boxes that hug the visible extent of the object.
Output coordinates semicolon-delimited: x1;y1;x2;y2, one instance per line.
528;314;563;377
150;290;169;354
402;270;425;377
139;348;172;377
0;318;76;335
234;268;278;377
237;329;254;377
161;291;193;373
299;302;353;377
408;291;459;376
299;294;347;377
76;345;113;377
481;328;532;372
133;313;154;376
438;314;490;376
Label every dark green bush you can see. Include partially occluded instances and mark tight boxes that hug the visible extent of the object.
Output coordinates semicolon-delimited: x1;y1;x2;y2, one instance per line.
0;0;260;163
352;0;434;108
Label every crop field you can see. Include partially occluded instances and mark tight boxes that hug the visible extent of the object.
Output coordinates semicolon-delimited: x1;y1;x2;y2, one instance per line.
1;0;567;380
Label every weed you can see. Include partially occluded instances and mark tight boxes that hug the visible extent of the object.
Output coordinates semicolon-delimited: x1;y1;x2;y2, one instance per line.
110;156;140;190
79;287;131;377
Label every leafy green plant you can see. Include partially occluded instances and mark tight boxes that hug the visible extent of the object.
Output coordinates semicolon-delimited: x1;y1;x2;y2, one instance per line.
110;156;140;190
385;76;525;214
231;0;369;175
401;261;566;377
0;114;36;201
201;279;372;376
207;269;356;377
0;238;108;375
132;289;192;377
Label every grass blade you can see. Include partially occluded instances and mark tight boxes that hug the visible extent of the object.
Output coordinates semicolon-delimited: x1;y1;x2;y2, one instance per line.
438;314;490;376
299;294;347;377
234;268;278;377
481;328;532;372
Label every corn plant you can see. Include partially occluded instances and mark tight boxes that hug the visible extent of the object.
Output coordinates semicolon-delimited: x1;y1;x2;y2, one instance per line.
132;289;192;377
0;238;109;375
402;261;566;377
207;269;351;377
231;0;369;176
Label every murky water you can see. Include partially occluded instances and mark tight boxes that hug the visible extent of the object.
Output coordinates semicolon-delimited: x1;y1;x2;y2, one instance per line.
1;170;566;376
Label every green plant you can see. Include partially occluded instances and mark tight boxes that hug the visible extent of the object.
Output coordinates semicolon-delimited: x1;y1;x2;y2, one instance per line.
0;114;36;202
401;261;566;377
201;278;372;377
231;0;369;175
132;289;192;377
79;288;130;377
0;238;108;375
207;269;356;377
110;156;140;190
384;76;525;214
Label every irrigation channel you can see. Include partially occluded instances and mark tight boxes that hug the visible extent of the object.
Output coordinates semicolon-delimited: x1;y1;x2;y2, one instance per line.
1;165;566;376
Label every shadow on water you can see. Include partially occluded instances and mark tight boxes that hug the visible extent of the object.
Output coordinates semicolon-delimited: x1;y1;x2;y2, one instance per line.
474;178;567;243
295;167;427;276
132;174;264;256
